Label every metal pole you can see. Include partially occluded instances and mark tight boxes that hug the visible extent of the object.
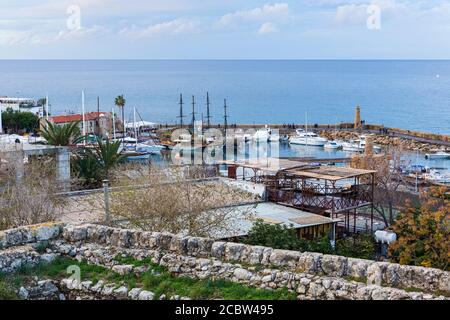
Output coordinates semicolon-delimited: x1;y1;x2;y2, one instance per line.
81;91;86;145
103;179;110;225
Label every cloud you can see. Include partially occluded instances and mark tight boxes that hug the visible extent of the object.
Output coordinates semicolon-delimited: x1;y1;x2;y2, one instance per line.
119;19;199;40
219;3;289;28
258;22;278;35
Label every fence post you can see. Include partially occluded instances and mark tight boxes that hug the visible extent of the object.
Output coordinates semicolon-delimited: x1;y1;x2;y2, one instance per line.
103;179;110;225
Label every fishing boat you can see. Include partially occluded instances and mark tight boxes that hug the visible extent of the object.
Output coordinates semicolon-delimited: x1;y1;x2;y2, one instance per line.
324;140;342;149
290;129;328;146
425;151;450;160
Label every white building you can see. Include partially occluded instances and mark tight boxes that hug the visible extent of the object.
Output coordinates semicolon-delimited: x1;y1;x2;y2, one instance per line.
0;97;43;116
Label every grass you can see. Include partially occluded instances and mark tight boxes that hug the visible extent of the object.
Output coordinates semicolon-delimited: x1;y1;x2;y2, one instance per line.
0;256;297;300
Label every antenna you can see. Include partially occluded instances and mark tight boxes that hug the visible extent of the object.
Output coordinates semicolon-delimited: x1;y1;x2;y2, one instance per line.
177;94;185;128
206;92;212;128
224;99;229;130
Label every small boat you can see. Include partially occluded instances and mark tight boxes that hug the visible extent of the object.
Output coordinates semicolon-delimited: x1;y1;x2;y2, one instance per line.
324;140;342;149
122;148;152;160
425;151;450;160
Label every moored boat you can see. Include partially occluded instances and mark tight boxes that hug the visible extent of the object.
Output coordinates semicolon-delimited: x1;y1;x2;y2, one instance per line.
289;129;327;146
324;140;342;149
425;151;450;160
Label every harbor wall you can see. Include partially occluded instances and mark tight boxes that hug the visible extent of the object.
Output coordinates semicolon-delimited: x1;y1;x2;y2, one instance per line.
1;223;448;300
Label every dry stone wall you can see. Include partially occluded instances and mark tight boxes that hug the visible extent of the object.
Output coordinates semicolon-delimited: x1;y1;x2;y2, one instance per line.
1;222;449;300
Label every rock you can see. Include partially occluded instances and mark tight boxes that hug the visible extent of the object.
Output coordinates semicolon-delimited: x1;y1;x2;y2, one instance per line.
113;286;129;299
224;243;249;262
367;263;385;286
112;264;134;275
101;284;116;296
138;290;155;300
128;288;142;300
91;280;105;293
300;278;311;286
269;249;301;268
18;287;29;299
233;268;252;281
322;279;331;289
246;246;266;265
35;225;62;241
211;242;226;259
40;253;58;264
159;294;166;300
63;226;87;242
81;281;93;291
321;255;347;277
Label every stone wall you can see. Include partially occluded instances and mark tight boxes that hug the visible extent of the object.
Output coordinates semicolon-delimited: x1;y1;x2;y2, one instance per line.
1;222;449;300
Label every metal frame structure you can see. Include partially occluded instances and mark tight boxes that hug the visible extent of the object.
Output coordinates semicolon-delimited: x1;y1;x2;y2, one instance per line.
223;158;376;233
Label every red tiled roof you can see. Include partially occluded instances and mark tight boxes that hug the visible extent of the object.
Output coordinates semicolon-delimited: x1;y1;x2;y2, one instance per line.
49;112;110;124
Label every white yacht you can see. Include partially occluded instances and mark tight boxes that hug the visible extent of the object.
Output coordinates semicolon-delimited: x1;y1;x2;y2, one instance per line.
342;136;381;153
425;151;450;160
289;129;327;146
342;141;361;152
324;140;342;149
253;127;271;142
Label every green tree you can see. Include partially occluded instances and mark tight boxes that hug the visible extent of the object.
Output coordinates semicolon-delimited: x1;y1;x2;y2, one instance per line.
114;95;126;142
1;108;39;133
40;120;83;146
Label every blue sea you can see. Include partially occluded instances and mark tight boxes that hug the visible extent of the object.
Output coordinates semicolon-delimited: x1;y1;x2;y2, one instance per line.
0;60;449;135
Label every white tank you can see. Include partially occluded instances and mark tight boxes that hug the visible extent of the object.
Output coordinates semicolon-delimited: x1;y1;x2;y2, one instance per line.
374;230;397;244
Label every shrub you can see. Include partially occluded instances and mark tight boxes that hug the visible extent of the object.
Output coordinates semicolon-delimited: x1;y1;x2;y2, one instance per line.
243;221;375;260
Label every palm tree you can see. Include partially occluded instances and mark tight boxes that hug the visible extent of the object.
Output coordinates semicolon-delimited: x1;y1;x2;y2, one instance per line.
88;138;125;179
74;138;125;186
114;95;126;143
40;120;83;146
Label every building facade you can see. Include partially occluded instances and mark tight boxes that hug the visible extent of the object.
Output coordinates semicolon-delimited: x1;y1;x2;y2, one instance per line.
44;112;114;138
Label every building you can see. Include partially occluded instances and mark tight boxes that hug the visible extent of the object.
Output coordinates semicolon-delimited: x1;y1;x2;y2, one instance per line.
210;202;340;242
45;112;114;137
0;97;43;116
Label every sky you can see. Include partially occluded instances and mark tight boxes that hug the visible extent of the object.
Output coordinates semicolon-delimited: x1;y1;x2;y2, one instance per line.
0;0;450;59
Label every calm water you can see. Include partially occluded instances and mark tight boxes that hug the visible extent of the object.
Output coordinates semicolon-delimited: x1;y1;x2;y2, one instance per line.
143;142;450;171
0;60;449;134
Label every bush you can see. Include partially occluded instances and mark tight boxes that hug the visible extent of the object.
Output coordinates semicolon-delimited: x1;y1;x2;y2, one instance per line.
243;221;376;260
389;187;449;270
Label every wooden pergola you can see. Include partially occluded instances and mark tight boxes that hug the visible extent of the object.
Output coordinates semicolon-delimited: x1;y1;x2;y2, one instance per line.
223;158;376;233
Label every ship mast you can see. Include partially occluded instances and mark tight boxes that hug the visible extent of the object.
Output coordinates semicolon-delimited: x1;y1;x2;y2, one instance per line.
206;92;212;128
223;99;228;131
191;95;197;133
177;94;186;128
